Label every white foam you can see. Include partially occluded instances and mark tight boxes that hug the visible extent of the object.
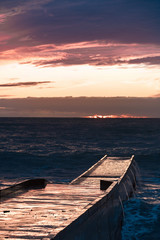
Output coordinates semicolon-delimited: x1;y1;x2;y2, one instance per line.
122;180;160;239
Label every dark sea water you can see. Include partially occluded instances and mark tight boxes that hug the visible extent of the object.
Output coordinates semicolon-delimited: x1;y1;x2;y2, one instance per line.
0;118;160;239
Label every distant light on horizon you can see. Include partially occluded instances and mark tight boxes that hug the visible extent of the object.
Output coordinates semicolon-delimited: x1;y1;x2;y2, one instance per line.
85;114;148;119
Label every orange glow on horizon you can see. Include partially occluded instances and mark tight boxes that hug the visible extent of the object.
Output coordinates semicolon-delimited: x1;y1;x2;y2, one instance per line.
85;114;148;119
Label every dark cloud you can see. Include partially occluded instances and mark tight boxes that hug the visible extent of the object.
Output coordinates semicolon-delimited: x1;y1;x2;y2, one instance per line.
1;0;160;53
0;0;51;16
0;81;52;87
0;97;160;117
23;51;160;67
27;55;120;67
127;56;160;65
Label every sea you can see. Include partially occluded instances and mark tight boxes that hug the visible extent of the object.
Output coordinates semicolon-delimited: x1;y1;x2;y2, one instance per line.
0;118;160;239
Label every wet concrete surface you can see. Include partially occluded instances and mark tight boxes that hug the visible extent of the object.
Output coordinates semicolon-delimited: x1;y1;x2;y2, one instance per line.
0;155;135;240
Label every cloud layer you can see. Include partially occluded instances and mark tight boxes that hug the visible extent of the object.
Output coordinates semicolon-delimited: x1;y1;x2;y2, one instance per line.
0;81;52;87
1;0;160;67
0;97;160;117
1;0;160;47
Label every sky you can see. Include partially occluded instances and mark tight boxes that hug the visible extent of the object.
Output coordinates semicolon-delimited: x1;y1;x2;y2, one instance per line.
0;0;160;117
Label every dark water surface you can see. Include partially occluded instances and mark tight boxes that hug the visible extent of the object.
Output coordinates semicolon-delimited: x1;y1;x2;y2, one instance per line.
0;118;160;239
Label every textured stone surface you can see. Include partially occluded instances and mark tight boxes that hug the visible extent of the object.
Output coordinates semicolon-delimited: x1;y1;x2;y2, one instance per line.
0;184;104;239
0;155;135;240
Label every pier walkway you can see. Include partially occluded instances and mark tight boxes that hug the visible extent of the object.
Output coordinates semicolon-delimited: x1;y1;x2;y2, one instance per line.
0;155;135;240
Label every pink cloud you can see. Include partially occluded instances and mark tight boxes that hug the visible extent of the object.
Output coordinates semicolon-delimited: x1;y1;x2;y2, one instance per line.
0;34;11;44
1;0;160;62
0;14;6;23
0;95;14;98
1;41;160;68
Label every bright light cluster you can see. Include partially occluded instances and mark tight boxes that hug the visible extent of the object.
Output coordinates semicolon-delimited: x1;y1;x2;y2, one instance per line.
86;114;147;118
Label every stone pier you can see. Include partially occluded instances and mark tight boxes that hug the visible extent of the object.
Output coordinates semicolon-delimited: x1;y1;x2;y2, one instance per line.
0;155;137;240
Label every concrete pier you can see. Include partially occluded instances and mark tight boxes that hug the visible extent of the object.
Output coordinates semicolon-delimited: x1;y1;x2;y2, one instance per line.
0;155;137;240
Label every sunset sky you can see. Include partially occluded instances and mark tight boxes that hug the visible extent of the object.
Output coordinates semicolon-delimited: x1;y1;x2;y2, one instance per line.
0;0;160;117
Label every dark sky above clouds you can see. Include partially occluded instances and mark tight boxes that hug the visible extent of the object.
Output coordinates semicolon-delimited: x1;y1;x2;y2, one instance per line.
1;0;160;67
0;0;160;51
0;0;160;68
1;0;160;47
